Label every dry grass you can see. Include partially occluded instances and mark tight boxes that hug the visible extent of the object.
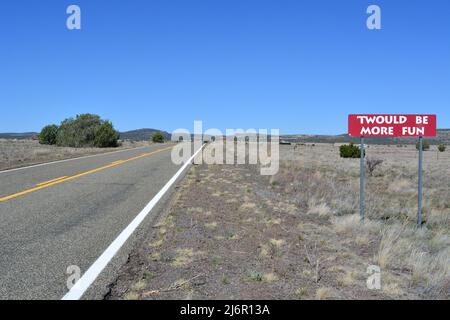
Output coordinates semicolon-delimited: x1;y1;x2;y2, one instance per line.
337;270;358;287
171;248;204;268
295;287;309;299
109;142;449;300
332;214;381;235
315;287;333;300
130;279;147;292
123;292;140;300
276;143;450;299
307;202;332;217
0;139;149;170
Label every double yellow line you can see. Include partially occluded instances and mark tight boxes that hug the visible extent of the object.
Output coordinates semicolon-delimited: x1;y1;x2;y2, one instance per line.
0;146;173;203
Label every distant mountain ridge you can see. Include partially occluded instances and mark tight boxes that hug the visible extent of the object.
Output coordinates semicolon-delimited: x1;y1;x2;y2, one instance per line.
282;129;450;145
0;132;38;139
1;129;449;144
119;128;171;141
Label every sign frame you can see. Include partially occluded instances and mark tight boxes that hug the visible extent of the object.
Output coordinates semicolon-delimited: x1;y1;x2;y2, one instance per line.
348;114;437;138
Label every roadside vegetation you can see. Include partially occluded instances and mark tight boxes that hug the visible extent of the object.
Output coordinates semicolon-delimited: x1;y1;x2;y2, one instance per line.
39;124;58;145
108;142;449;300
152;132;165;143
339;142;365;158
1;114;172;171
39;114;119;148
0;139;147;171
416;140;431;151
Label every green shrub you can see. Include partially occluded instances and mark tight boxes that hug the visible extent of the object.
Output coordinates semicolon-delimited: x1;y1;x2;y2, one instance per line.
152;132;165;143
248;271;264;282
39;125;58;145
55;114;119;148
94;121;119;148
416;140;430;151
339;142;365;158
438;144;446;152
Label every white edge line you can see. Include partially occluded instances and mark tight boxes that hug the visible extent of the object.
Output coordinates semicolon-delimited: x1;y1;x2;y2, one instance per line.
0;146;150;175
62;144;205;300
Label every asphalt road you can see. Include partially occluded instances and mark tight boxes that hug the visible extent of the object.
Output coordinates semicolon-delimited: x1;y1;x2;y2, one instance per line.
0;143;184;300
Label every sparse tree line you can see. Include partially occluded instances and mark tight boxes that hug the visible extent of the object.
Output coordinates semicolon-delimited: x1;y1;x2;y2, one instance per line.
39;114;119;148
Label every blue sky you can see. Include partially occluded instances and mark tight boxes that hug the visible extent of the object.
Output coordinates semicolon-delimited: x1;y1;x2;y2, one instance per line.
1;0;449;134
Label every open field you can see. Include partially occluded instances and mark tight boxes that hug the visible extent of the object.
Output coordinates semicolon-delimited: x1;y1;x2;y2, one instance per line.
107;142;449;300
0;139;151;171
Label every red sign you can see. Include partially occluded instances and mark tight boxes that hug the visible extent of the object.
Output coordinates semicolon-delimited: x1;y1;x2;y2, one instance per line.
348;114;437;137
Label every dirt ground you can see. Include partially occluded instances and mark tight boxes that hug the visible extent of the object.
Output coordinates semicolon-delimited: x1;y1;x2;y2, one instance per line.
107;143;449;300
0;139;149;171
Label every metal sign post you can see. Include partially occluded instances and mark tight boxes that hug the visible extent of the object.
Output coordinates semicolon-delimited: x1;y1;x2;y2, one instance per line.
418;136;423;228
348;114;437;229
360;136;365;222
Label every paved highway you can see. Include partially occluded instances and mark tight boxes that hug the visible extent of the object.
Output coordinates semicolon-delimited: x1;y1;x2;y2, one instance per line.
0;143;186;300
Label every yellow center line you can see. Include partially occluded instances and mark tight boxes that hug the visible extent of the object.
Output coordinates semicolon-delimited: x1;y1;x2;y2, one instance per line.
0;146;173;203
36;176;68;186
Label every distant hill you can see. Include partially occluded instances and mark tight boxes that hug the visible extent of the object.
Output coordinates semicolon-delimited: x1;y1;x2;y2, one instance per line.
281;129;450;145
0;132;38;139
119;128;171;141
1;129;448;144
